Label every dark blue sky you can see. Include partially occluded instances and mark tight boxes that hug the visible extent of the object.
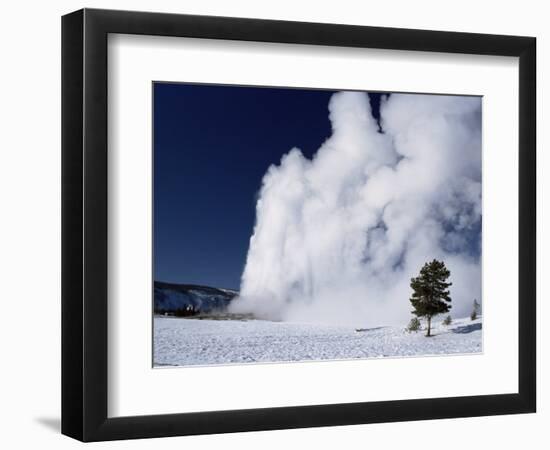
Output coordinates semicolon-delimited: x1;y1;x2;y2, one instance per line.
154;83;385;289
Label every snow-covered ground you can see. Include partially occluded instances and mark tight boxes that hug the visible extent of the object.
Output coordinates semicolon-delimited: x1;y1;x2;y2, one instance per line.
153;316;482;367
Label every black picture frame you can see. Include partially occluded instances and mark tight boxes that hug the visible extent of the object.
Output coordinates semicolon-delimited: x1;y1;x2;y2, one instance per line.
61;8;536;442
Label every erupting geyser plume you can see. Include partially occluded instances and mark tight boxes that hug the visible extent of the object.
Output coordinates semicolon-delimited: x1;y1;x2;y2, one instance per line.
230;92;482;327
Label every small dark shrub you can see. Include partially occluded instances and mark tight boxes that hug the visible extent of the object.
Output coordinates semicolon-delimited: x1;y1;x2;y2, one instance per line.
406;317;421;332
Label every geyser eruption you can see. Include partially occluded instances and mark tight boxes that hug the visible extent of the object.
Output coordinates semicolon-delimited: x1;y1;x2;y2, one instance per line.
230;92;482;327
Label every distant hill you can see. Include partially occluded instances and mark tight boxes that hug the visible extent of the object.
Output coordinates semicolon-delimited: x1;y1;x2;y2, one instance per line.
154;281;239;315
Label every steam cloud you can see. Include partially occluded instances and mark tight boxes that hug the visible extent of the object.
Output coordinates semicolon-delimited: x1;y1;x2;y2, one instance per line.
230;92;482;327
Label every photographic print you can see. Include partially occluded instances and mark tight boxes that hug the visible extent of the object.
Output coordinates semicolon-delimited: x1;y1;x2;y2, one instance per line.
153;83;482;367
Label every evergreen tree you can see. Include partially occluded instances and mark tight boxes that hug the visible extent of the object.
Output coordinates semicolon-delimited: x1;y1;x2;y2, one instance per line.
409;259;452;337
406;317;421;332
470;299;480;321
443;315;452;326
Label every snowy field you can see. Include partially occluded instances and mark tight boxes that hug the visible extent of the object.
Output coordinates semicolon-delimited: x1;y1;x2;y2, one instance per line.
153;315;482;367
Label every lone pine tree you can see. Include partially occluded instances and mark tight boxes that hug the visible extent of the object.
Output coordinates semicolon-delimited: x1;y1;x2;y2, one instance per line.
409;259;452;337
470;299;481;321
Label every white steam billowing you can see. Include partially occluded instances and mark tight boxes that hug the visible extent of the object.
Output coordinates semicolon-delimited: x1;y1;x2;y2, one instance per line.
230;92;482;327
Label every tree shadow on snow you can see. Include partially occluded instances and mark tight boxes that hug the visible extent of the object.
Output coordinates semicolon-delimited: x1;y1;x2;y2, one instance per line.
355;326;385;333
451;323;482;334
